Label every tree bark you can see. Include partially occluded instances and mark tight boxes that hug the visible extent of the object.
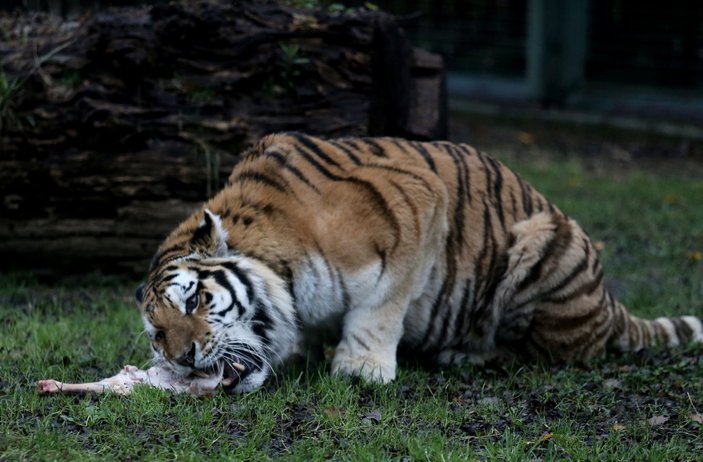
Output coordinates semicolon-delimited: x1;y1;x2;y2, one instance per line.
0;1;446;276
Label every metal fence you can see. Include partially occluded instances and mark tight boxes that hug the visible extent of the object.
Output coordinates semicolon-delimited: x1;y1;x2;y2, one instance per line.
5;0;703;119
368;0;703;89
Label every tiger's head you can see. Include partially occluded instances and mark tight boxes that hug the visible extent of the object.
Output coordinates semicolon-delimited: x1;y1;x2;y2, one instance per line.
135;209;298;393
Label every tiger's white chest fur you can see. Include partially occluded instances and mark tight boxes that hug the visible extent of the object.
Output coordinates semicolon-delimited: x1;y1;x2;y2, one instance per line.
293;253;399;344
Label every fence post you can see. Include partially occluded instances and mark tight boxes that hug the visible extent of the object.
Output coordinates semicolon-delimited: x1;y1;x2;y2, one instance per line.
527;0;589;107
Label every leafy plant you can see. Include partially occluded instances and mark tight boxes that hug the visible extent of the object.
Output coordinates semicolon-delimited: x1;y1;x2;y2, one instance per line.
260;43;311;99
0;70;22;134
1;40;76;135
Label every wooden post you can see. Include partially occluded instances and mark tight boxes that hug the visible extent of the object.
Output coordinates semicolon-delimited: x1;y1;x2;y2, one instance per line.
527;0;589;106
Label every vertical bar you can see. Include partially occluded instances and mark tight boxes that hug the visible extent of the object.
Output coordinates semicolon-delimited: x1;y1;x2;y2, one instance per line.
527;0;589;106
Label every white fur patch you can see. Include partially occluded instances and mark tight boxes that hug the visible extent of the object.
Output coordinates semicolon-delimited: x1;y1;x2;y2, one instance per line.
682;316;703;342
294;254;345;328
203;209;230;257
164;269;199;314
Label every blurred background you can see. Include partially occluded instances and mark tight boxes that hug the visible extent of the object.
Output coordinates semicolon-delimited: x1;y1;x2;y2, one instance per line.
1;0;702;277
7;0;703;125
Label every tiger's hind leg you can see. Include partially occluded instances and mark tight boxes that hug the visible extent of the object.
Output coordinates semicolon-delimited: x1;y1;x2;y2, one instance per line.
496;212;614;361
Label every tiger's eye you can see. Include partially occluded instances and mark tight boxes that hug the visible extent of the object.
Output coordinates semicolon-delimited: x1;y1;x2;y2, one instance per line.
185;293;199;314
155;330;165;341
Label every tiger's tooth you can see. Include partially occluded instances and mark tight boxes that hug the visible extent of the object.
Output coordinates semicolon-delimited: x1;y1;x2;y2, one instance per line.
232;362;246;372
221;377;234;387
191;370;209;378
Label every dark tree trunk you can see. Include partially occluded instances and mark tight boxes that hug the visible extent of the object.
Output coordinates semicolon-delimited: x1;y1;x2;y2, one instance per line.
0;1;446;276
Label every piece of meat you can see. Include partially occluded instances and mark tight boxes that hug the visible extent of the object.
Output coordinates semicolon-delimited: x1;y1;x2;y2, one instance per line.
37;365;223;396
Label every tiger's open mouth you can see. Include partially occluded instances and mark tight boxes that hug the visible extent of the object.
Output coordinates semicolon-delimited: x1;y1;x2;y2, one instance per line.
220;360;249;392
191;358;250;392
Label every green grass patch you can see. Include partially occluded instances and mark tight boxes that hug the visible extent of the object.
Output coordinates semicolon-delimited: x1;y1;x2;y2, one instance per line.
2;149;703;460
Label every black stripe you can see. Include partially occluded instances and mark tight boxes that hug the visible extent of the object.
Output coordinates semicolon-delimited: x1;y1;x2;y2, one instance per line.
516;215;573;293
542;238;591;297
419;279;450;348
389;179;421;236
289;138;402;249
538;303;602;331
365;162;433;190
477;249;509;316
509;189;518;221
243;251;295;315
516;175;533;216
564;304;614;354
473;225;499;334
443;143;468;251
233;170;287;193
454;278;475;346
346;177;402;249
339;271;350;310
289;132;343;169
291;139;341;181
149;247;187;272
352;334;371;350
191;216;213;246
251;301;273;345
466;200;496;337
374;242;387;281
454;144;473;205
361;138;388;157
670;317;694;342
328;140;362;165
432;144;467;266
409;141;437;172
220;262;255;303
436;278;469;348
264;150;321;193
543;267;604;304
254;202;285;217
201;269;246;318
517;241;591;309
475;151;493;201
590;251;601;274
580;311;616;357
486;156;506;232
389;138;412;156
159;273;179;284
471;204;494;305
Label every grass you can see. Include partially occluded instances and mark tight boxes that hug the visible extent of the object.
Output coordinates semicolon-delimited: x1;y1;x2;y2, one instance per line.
2;146;703;461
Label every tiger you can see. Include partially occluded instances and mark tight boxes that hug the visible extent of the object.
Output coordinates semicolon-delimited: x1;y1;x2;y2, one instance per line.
135;132;703;393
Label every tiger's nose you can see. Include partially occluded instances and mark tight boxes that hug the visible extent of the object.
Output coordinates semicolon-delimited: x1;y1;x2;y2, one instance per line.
178;343;197;367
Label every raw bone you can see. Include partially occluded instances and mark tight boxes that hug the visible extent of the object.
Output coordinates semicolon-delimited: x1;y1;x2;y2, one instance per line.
36;365;222;396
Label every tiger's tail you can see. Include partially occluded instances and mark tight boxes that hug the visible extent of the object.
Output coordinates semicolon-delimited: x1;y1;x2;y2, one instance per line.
608;299;703;353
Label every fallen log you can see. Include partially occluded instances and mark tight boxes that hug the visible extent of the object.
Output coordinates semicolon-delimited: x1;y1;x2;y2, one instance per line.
0;1;446;276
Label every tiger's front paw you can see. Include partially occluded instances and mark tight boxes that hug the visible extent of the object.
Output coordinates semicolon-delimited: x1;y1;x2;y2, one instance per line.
331;351;396;384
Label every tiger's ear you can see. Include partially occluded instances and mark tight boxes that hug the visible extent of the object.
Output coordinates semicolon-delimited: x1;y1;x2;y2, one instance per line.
191;208;229;257
135;283;145;305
